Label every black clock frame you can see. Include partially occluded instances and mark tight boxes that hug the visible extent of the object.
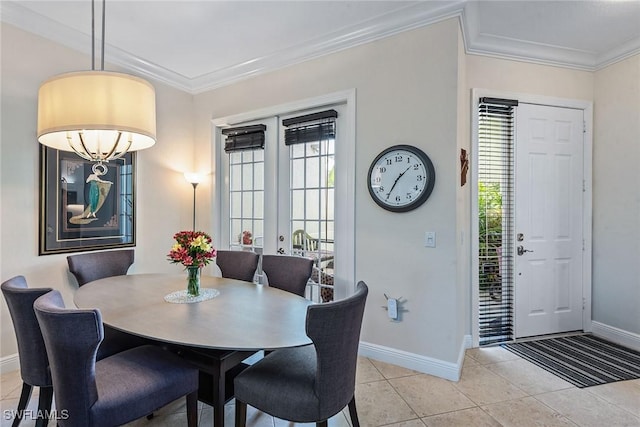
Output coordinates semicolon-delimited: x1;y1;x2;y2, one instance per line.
367;144;436;212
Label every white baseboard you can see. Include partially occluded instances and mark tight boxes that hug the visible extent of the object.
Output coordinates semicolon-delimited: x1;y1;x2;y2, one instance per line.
591;321;640;351
0;353;19;375
359;335;471;382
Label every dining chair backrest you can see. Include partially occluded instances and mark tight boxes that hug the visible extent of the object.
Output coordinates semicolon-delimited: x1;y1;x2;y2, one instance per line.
67;249;144;360
261;254;314;297
215;250;259;282
67;249;134;286
34;290;199;427
233;281;368;427
34;290;103;425
307;281;368;415
1;276;52;387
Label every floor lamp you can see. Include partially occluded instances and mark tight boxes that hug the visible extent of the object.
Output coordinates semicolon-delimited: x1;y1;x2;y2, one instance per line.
184;173;203;231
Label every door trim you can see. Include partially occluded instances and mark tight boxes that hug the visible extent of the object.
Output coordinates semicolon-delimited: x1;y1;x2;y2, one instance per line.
210;89;357;299
471;89;593;347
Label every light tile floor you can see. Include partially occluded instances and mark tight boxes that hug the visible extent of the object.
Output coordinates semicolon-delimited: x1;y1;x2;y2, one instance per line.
1;346;639;427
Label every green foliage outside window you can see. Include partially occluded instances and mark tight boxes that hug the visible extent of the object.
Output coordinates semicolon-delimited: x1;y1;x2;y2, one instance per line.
479;182;502;290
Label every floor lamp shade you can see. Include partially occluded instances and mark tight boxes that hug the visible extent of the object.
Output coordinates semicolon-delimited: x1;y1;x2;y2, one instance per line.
37;71;156;161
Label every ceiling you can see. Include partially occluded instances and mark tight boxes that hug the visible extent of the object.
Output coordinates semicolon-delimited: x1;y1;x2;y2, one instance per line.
2;0;639;94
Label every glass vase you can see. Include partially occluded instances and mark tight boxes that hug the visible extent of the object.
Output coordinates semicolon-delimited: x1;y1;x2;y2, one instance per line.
186;266;201;297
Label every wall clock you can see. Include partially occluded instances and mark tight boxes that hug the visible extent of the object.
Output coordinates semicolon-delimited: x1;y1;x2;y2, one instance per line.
367;145;436;212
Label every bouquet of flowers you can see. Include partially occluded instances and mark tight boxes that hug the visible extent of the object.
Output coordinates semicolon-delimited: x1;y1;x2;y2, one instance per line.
167;231;216;268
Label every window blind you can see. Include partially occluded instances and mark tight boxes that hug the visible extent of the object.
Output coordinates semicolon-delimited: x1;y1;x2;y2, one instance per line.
478;97;517;345
282;110;337;146
222;124;266;152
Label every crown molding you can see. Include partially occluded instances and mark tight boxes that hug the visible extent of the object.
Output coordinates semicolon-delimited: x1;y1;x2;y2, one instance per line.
0;1;196;92
1;0;465;94
595;38;640;71
462;1;596;71
188;1;466;93
3;0;639;94
462;1;640;72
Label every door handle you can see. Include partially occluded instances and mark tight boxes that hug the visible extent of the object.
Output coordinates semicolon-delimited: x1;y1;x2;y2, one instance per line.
277;248;285;254
517;245;533;256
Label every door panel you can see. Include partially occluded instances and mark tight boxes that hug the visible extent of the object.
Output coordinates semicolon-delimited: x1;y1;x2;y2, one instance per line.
278;108;342;302
515;104;584;338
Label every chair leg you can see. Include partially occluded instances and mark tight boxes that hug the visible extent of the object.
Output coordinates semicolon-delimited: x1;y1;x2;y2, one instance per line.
186;391;198;427
235;400;247;427
316;421;328;427
12;382;33;427
347;396;360;427
34;386;53;427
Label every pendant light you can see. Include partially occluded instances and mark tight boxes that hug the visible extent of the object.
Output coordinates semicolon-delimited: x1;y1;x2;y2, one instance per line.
37;0;156;172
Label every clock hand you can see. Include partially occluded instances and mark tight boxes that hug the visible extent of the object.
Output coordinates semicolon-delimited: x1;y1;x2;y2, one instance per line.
386;165;412;200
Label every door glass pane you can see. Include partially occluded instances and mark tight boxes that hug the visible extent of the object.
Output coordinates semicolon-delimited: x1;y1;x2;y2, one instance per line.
291;159;305;189
228;147;264;252
289;129;335;302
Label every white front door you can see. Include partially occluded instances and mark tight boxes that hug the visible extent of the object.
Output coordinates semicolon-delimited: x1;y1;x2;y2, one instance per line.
514;103;584;338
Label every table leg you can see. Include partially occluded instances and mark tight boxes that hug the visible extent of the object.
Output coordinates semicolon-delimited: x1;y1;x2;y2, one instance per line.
212;367;225;427
179;348;255;427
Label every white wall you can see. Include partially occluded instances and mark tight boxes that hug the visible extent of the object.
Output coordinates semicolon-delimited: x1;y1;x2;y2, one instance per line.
194;19;465;364
456;25;470;351
3;13;638;373
592;55;640;335
0;23;196;359
466;55;594;100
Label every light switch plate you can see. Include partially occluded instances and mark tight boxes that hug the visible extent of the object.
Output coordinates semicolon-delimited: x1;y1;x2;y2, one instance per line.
425;231;436;247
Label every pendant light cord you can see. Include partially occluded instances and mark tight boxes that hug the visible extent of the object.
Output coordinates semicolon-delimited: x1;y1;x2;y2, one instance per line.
90;0;106;71
101;0;105;70
91;0;94;70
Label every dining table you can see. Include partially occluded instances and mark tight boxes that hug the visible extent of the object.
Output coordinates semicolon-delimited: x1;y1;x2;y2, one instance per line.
74;273;313;427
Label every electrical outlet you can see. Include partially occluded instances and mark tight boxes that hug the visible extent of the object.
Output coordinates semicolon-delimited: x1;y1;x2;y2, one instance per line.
387;298;398;320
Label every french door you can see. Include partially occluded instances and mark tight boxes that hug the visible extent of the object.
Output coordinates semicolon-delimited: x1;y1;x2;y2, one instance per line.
217;101;350;302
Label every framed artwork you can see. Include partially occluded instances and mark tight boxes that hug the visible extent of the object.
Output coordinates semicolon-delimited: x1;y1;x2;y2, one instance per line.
39;146;136;255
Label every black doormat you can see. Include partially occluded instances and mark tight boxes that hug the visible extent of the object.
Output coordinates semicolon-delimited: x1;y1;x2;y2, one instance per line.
501;334;640;388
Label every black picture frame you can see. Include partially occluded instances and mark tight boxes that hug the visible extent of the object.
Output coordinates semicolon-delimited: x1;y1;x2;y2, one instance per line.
39;146;136;255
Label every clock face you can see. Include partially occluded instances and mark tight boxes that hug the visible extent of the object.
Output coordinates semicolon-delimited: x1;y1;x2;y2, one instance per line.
367;145;435;212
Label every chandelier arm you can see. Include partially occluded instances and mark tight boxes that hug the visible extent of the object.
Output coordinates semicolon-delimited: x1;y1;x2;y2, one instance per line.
101;131;123;160
77;131;105;162
105;139;133;162
68;135;95;162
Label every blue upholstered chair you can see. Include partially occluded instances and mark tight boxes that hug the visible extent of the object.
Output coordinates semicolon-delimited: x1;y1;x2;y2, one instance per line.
67;249;134;286
261;255;314;297
67;249;149;359
234;281;369;427
1;276;54;427
33;290;199;427
215;250;259;282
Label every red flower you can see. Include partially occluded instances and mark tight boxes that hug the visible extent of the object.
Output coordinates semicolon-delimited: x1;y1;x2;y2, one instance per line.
167;230;216;268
